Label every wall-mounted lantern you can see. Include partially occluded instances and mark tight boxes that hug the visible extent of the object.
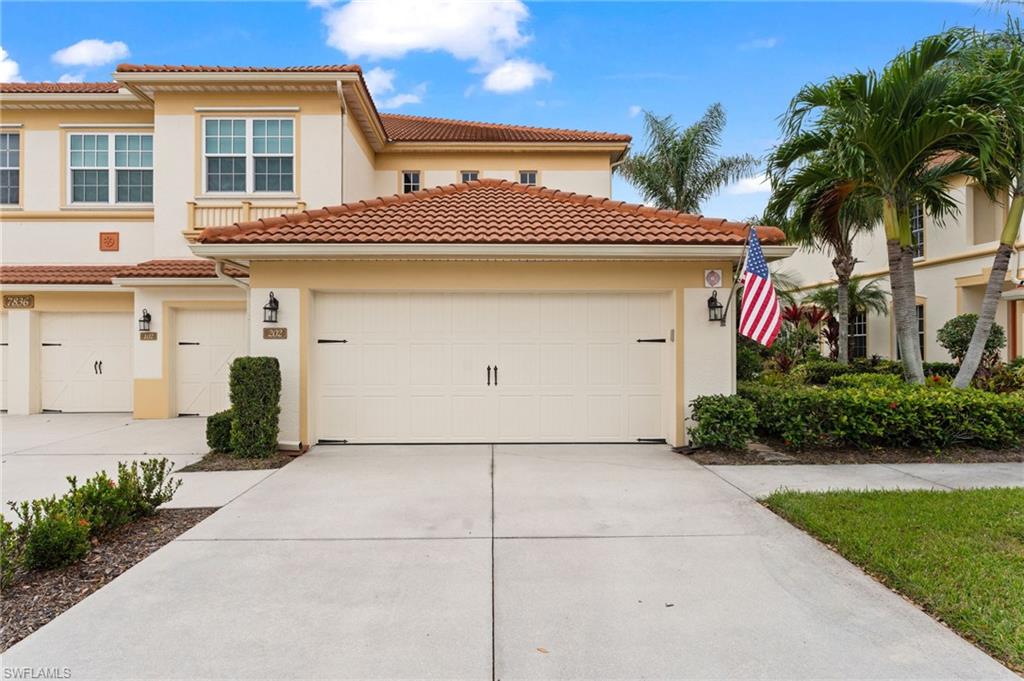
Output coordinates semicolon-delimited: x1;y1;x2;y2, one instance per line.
138;308;152;332
263;292;279;324
707;291;724;324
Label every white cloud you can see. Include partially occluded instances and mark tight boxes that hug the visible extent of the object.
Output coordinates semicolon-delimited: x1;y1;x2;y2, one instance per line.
0;47;24;83
482;59;551;94
321;0;529;64
726;175;771;195
379;82;427;109
628;105;642;118
363;67;425;109
738;37;779;51
363;66;396;97
58;73;85;83
52;39;129;67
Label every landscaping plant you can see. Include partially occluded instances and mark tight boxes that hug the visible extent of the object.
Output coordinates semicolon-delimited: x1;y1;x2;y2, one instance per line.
206;408;234;453
688;394;757;450
228;356;282;458
937;314;1006;370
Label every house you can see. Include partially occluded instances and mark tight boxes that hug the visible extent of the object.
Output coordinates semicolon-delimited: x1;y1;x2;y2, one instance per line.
782;176;1020;363
0;64;790;447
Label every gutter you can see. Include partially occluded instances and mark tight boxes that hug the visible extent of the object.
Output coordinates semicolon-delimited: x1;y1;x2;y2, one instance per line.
214;259;250;289
337;80;346;204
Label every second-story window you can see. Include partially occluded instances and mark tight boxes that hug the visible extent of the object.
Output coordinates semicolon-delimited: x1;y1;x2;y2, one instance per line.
402;171;421;193
460;170;479;183
69;132;153;205
0;132;19;205
204;118;294;194
518;170;537;186
910;202;925;259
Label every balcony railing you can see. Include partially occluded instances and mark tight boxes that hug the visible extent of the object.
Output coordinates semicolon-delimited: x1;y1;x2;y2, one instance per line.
183;200;307;242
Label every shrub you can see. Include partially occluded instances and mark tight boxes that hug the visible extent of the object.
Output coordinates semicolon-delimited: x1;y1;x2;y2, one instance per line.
736;343;764;381
923;362;959;380
828;373;904;390
850;357;904;376
0;515;17;588
206;409;234;453
64;459;180;532
983;363;1024;394
229;357;282;458
801;359;855;385
22;513;91;570
688;394;757;450
738;382;1024;450
937;314;1006;365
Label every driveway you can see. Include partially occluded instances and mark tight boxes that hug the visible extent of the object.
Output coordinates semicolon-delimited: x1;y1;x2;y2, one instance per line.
4;443;1016;680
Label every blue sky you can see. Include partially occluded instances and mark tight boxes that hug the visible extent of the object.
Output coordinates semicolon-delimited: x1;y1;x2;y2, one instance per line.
0;1;1014;220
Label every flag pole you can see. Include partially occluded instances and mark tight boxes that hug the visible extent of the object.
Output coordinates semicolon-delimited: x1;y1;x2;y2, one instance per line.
719;224;753;327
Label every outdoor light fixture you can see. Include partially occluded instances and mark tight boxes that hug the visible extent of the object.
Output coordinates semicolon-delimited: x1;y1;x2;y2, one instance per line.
707;291;724;323
263;292;279;324
138;309;152;332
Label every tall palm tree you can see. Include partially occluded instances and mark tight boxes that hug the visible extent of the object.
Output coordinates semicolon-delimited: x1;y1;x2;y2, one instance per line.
617;104;758;213
767;154;882;363
769;32;1004;382
804;277;891;317
952;20;1024;387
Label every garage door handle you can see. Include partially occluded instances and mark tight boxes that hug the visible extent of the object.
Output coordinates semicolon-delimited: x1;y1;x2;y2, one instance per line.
487;365;491;386
317;339;348;344
494;365;498;386
98;361;103;375
636;338;667;343
94;361;99;375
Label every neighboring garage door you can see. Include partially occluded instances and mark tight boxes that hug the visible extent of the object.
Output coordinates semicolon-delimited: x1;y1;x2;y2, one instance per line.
175;309;246;416
0;312;8;412
315;292;669;443
40;312;133;413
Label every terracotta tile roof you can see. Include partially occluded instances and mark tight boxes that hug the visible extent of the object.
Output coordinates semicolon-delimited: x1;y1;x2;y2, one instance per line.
0;265;124;285
114;259;248;278
379;113;630;144
0;82;122;94
116;64;362;74
199;179;784;247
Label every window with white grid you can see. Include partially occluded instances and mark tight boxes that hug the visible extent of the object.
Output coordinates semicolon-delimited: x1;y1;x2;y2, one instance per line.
0;133;19;205
204;118;295;194
69;132;153;205
518;170;537;185
402;171;421;193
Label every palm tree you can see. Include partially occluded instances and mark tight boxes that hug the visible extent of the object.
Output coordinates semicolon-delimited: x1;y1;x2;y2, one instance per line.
769;32;1004;382
951;20;1024;387
618;104;758;213
767;154;882;363
804;277;891;317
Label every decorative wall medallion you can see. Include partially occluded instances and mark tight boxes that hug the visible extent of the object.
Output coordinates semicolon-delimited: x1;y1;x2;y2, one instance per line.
704;269;723;288
139;332;158;341
2;294;34;309
263;327;288;340
99;232;120;252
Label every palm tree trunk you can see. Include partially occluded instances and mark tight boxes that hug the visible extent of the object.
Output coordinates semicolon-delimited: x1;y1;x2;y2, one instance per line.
832;254;855;365
883;199;925;383
953;190;1024;388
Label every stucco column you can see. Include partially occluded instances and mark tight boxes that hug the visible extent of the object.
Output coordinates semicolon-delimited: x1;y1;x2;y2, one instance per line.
681;287;735;443
5;309;40;415
249;287;301;449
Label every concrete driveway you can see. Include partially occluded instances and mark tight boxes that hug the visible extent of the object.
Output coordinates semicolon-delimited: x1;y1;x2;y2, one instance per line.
4;444;1016;680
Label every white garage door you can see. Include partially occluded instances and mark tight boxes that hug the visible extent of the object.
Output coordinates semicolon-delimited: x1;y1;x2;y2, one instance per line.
40;312;133;413
0;312;8;412
314;292;669;443
175;309;247;416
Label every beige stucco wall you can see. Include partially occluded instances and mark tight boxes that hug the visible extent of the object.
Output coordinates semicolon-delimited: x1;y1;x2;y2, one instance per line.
248;258;735;447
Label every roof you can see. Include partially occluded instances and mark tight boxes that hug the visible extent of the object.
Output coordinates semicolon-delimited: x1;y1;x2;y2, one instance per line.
0;82;122;94
379;113;631;144
0;260;247;286
116;64;362;74
199;179;784;246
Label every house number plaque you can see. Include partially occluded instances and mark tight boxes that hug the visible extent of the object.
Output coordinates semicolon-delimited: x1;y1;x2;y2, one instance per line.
140;332;158;341
263;327;288;340
2;294;34;309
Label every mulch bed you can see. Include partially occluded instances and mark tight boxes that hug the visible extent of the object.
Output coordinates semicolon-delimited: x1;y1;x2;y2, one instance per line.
0;507;216;652
177;450;296;472
684;442;1024;466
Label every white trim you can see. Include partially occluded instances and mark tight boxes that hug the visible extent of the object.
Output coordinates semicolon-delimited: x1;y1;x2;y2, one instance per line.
0;284;116;292
195;106;300;112
59;123;154;129
67;131;153;207
189;242;797;261
110;277;243;287
202;116;295;195
0;123;23;128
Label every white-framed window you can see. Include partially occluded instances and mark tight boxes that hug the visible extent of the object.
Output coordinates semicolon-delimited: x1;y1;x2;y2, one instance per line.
896;304;926;361
402;170;421;193
0;132;19;205
518;170;537;186
910;202;925;259
460;170;479;183
68;132;153;205
848;310;867;359
203;118;294;194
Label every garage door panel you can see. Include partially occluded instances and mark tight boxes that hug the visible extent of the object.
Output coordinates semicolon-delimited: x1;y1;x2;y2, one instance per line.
409;294;451;335
361;294;409;334
587;344;625;385
174;309;245;417
409;344;450;385
539;343;573;386
39;312;133;413
586;294;627;334
451;343;492;386
360;344;401;386
628;295;663;337
497;343;538;386
452;295;498;337
586;395;626;439
627;345;663;386
358;396;401;439
0;313;7;411
627;394;663;438
538;395;576;438
409;395;450;438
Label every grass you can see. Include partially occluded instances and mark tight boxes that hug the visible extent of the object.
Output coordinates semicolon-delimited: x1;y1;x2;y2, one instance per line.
763;487;1024;673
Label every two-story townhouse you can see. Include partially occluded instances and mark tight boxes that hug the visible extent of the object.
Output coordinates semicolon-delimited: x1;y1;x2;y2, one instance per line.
1;64;792;447
782;175;1021;363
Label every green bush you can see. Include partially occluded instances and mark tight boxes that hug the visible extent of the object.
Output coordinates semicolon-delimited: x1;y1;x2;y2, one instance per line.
737;381;1024;450
850;357;904;376
923;362;959;380
229;357;282;458
0;515;17;588
983;363;1024;394
801;359;856;385
688;394;757;450
828;373;904;390
736;343;764;381
22;513;91;570
937;314;1006;365
206;409;234;453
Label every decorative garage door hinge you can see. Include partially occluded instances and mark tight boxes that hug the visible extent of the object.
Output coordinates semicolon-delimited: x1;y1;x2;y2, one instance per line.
635;338;666;343
637;438;667;444
317;339;348;344
317;439;349;444
178;341;200;346
41;342;62;347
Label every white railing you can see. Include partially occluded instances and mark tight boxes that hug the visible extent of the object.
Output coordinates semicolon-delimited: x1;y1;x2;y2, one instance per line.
184;200;307;241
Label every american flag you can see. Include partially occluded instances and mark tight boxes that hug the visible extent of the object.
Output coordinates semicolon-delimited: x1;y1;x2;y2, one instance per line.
738;228;782;347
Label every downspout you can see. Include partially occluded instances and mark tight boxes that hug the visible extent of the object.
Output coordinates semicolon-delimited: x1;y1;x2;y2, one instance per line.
337;80;346;204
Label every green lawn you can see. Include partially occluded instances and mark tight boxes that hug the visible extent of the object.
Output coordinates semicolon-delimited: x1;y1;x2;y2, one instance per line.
763;487;1024;673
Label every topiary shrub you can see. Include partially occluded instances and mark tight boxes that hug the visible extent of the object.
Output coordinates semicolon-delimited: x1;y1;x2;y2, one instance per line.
206;409;234;453
937;314;1006;365
688;394;757;450
22;513;91;570
229;357;282;458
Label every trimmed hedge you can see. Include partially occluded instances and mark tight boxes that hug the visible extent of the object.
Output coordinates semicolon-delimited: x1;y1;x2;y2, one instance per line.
828;373;904;390
206;409;234;453
689;394;757;450
228;357;281;458
923;362;959;380
737;382;1024;450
